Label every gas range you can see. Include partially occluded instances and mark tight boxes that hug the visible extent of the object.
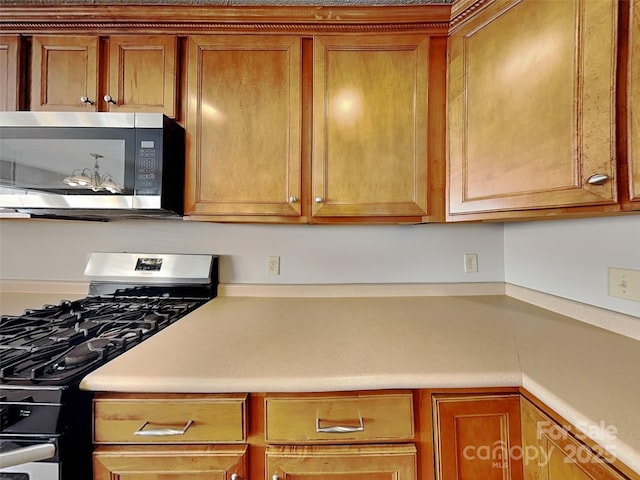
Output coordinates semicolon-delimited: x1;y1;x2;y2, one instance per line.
0;252;218;480
1;293;205;386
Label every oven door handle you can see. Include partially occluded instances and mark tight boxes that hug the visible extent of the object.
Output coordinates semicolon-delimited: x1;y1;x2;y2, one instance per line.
0;443;56;468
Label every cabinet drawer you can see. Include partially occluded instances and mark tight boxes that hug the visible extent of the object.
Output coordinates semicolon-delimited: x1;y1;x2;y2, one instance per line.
267;444;417;479
265;391;414;443
93;393;246;444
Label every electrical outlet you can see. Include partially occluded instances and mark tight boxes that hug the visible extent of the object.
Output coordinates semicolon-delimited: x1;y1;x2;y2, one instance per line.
608;268;640;301
464;253;479;273
267;256;280;276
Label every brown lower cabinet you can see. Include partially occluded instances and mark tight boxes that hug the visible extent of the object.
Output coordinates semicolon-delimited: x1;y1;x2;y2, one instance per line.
433;393;524;480
266;444;417;480
91;390;637;480
520;397;630;480
93;445;247;480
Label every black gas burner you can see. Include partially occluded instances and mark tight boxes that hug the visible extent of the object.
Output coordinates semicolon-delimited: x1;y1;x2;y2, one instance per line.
0;293;207;385
0;253;218;480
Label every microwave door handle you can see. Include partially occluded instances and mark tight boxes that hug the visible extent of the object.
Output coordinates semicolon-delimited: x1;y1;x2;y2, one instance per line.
0;443;56;468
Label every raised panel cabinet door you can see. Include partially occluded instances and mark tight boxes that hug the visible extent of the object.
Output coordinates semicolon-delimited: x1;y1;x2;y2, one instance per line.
313;34;429;218
448;0;618;218
0;35;20;111
520;398;630;480
433;394;524;480
184;35;302;217
267;444;417;480
108;35;178;117
31;36;99;111
628;0;640;207
93;445;247;480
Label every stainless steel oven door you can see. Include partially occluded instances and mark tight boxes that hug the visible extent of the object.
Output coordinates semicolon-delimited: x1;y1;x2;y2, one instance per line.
0;442;58;480
0;462;59;480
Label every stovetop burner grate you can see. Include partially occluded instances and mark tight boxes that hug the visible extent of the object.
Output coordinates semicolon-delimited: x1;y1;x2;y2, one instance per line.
0;292;207;386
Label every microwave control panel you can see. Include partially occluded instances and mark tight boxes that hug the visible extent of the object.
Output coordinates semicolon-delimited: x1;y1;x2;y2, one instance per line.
135;130;162;194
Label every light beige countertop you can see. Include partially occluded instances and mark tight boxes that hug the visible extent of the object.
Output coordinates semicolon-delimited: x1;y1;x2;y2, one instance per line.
2;283;639;474
78;294;640;474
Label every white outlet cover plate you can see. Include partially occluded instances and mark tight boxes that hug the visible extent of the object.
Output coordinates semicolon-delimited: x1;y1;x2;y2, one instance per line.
608;267;640;302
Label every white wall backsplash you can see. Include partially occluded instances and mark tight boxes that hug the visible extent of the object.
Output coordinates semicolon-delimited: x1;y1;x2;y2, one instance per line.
0;220;504;284
504;216;640;318
2;215;638;318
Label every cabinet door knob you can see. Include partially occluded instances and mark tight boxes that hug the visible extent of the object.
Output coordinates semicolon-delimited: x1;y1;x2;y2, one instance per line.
315;196;323;203
231;474;240;480
80;96;94;105
289;196;298;203
103;94;117;105
586;173;610;185
272;476;279;480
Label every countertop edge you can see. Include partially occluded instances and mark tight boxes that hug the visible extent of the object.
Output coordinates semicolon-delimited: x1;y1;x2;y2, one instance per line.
523;374;640;476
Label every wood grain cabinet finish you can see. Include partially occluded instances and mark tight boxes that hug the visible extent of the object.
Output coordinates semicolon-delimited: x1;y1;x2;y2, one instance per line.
312;34;431;220
626;0;640;209
267;444;418;480
93;393;247;480
520;397;629;480
184;35;302;218
30;35;177;115
433;393;524;480
265;391;414;444
447;0;619;220
107;35;178;116
0;35;21;111
93;444;247;480
93;393;246;444
183;32;446;223
264;391;416;479
31;36;99;111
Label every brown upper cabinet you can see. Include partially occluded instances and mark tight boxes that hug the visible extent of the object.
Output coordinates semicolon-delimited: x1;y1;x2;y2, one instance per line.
184;32;446;224
4;2;636;223
0;35;21;111
30;35;177;116
184;35;303;220
625;0;640;210
31;36;98;111
311;34;433;221
447;0;620;221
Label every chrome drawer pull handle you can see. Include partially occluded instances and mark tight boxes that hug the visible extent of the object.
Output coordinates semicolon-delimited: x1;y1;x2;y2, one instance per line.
133;419;194;436
316;415;364;434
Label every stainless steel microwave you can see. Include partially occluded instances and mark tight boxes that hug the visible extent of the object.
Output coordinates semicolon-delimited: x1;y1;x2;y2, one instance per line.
0;112;184;220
